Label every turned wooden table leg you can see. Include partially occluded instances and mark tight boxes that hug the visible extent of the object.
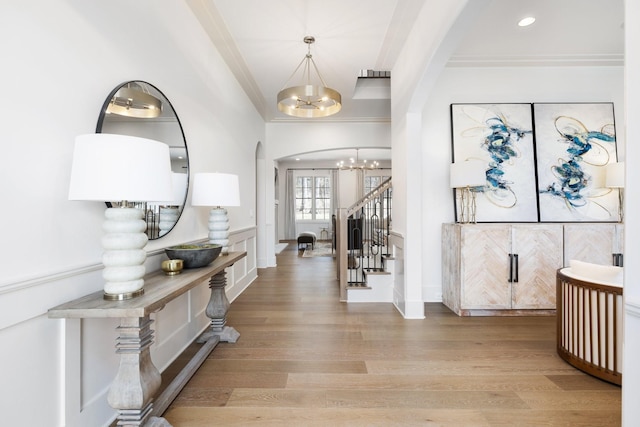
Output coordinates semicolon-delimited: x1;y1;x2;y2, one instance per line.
107;316;163;427
198;269;240;343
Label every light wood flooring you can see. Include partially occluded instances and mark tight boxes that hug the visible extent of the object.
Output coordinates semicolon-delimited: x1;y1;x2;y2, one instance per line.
162;243;621;426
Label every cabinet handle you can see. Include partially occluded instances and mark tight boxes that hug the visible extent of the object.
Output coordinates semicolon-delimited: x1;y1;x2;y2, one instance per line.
508;254;513;283
513;254;519;283
613;253;624;267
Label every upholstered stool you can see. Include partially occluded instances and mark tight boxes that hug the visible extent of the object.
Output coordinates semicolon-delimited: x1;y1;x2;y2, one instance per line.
297;232;317;250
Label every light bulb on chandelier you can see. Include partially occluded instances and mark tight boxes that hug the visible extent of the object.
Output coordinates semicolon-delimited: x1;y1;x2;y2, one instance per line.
336;149;380;170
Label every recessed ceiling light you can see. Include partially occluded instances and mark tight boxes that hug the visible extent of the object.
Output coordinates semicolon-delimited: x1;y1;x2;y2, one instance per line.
518;16;536;27
295;158;300;161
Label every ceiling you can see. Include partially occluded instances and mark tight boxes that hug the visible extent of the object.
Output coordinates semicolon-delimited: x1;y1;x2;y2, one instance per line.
187;0;624;163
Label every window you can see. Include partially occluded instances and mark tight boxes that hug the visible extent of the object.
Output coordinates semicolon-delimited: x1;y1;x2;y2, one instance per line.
364;175;390;195
295;176;331;220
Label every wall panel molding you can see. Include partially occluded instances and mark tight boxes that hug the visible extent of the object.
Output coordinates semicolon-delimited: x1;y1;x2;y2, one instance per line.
626;298;640;318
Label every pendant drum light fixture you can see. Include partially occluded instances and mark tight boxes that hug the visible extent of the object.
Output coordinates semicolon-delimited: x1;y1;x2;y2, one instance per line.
106;82;162;118
277;36;342;118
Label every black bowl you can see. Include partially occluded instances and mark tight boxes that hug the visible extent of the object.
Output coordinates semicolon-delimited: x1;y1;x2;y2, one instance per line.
164;244;222;269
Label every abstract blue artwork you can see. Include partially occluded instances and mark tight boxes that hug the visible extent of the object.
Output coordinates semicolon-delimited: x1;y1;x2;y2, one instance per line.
534;103;618;222
451;103;538;222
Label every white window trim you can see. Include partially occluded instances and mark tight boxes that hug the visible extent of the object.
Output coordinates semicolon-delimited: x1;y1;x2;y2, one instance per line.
293;170;332;222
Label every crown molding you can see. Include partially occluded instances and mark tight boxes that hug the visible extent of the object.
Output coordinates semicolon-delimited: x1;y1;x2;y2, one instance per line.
447;53;624;68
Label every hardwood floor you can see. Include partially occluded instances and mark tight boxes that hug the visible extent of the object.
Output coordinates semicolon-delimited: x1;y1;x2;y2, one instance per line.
162;243;621;426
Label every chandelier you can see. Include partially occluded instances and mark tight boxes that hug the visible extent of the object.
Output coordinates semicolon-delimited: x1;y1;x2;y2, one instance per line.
106;82;162;118
277;36;342;118
337;149;380;170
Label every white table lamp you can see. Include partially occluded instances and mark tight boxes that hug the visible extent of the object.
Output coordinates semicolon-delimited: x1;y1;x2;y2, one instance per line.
606;161;625;223
192;172;240;255
68;133;173;300
450;160;486;223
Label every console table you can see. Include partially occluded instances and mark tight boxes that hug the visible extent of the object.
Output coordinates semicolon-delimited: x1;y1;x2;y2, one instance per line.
49;251;246;427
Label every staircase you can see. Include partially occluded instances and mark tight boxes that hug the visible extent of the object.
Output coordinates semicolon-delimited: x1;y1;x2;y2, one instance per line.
335;178;394;302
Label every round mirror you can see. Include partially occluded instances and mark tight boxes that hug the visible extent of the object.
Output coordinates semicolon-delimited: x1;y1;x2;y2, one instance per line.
96;81;189;240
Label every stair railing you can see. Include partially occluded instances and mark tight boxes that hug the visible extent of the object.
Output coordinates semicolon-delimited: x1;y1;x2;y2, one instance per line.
336;178;392;301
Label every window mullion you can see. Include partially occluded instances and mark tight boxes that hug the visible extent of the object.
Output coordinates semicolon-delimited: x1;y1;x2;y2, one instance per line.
311;179;316;220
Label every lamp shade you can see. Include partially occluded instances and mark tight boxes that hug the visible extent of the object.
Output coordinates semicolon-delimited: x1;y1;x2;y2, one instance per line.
450;161;486;188
151;172;188;205
192;173;240;207
606;161;625;188
68;134;173;202
277;85;342;118
170;172;188;204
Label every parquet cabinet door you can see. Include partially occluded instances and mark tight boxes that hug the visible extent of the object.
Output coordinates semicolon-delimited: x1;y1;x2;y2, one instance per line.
511;224;563;309
459;225;511;309
564;224;616;266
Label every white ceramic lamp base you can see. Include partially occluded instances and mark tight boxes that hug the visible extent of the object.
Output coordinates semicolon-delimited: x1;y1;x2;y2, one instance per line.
158;206;179;237
101;207;148;300
207;207;230;254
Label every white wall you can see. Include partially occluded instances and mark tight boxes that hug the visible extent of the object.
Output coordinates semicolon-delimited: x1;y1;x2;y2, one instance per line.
421;65;624;302
338;170;360;209
390;0;477;319
0;2;260;426
266;122;391;160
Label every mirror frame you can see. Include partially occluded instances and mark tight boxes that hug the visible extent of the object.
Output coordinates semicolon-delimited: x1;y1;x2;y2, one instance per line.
96;80;189;240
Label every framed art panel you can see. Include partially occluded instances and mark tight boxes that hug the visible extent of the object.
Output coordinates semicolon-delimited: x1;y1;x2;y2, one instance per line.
451;103;539;222
534;103;618;222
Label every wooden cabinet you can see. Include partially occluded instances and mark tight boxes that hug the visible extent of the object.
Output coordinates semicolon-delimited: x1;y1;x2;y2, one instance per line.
564;223;624;267
443;222;625;316
442;223;563;316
